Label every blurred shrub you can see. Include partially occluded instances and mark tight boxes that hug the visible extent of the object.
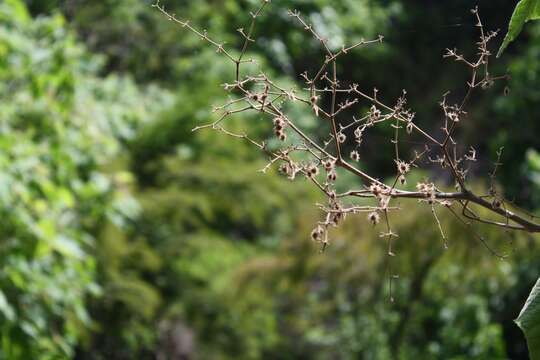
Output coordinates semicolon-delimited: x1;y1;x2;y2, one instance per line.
491;23;540;208
185;188;535;359
0;0;170;357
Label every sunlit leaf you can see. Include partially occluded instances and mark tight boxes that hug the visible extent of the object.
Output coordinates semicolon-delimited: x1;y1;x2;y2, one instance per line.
0;290;15;321
497;0;540;57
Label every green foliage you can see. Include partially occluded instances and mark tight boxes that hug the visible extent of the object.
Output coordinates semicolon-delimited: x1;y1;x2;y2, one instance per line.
0;0;169;357
158;192;527;360
516;277;540;360
84;113;322;356
528;149;540;191
497;0;540;57
490;22;540;207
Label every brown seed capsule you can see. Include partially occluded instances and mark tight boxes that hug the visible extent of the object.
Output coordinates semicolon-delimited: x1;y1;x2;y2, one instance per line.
324;159;335;171
397;160;410;175
441;200;452;207
273;117;285;129
279;162;298;180
337;133;346;143
327;170;337;182
311;226;324;241
370;183;384;197
369;105;381;122
398;174;406;185
350;150;360;161
368;211;380;225
331;211;343;226
354;126;364;142
406;122;413;135
306;164;319;178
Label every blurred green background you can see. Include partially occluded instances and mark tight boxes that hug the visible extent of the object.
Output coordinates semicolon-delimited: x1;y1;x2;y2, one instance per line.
0;0;540;358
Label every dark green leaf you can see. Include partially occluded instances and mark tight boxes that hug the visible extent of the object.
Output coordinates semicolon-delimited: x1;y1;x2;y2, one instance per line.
516;278;540;360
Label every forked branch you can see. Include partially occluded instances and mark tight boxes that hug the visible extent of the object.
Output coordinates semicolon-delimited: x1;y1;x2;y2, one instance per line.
153;1;540;249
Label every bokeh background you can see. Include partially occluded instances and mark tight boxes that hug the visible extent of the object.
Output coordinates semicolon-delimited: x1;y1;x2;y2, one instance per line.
1;0;540;358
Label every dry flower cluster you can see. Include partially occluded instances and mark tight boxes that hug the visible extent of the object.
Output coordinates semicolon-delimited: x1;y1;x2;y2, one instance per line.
154;0;540;296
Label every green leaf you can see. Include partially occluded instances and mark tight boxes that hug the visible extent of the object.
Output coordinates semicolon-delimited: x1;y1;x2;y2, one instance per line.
52;235;85;259
533;1;540;20
0;290;15;321
497;0;540;57
516;277;540;360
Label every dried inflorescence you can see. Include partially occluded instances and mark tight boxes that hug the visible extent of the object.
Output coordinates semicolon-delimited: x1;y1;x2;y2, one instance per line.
273;116;288;141
154;1;540;297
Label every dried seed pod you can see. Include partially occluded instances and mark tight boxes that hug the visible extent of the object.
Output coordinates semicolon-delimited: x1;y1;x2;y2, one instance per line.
370;183;384;197
310;95;320;116
327;169;337;182
273;116;286;132
406;122;413;134
397;160;410;175
311;226;324;241
273;116;285;126
332;212;344;226
440;200;452;207
279;162;296;180
368;105;381;122
354;126;364;143
305;164;319;178
350;150;360;161
324;159;335;171
367;211;380;225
